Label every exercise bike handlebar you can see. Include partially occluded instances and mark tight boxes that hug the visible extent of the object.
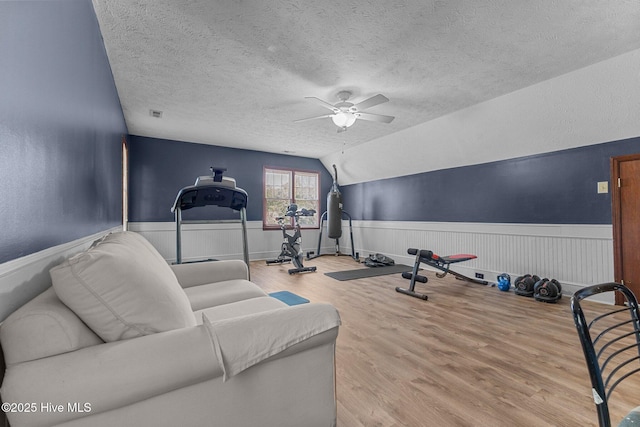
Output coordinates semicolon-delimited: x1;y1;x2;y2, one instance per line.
284;208;316;218
274;208;316;224
299;208;316;216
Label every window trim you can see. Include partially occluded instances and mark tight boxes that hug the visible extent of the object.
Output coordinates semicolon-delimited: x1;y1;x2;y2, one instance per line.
263;166;321;230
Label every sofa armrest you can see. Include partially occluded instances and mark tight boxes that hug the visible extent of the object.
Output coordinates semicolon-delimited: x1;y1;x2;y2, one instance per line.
204;303;341;380
170;259;248;288
0;325;221;427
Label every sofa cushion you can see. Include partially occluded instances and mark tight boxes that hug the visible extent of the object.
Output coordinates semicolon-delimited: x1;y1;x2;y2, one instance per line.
170;260;249;288
184;279;268;311
50;231;196;342
0;288;104;365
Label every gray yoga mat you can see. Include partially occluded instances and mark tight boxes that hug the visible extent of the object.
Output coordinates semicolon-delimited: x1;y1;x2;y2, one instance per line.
324;265;413;281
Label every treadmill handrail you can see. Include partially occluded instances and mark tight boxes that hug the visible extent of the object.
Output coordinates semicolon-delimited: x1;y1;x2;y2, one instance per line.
172;180;250;278
171;184;248;213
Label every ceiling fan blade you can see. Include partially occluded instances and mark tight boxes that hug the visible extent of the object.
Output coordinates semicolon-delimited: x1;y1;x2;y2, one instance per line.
354;94;389;111
356;112;395;123
305;97;339;113
293;113;334;123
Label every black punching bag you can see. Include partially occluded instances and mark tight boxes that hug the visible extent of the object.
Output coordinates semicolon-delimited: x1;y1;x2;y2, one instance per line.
327;164;342;239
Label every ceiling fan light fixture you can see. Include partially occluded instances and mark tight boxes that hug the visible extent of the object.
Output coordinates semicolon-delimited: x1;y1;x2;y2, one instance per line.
295;91;394;131
331;111;356;128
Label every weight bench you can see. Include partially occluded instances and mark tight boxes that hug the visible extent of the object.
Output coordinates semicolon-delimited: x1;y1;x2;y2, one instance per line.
396;248;489;300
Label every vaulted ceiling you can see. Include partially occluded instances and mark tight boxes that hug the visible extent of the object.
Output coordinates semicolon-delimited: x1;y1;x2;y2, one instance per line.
92;0;640;159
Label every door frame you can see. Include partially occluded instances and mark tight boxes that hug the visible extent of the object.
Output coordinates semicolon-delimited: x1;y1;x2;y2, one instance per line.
122;135;129;231
611;153;640;304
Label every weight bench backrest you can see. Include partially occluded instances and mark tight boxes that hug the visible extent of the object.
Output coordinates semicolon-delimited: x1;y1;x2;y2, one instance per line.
407;248;477;264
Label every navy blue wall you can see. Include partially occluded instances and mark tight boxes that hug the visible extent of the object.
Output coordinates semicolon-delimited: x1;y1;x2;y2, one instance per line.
0;1;126;264
128;136;333;222
342;137;640;224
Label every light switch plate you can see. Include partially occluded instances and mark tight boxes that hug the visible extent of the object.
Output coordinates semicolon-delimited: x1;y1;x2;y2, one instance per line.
597;181;608;194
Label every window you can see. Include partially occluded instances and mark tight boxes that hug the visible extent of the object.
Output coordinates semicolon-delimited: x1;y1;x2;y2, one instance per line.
263;167;320;229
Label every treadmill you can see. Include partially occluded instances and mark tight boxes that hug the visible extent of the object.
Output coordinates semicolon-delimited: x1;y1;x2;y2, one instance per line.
171;167;250;277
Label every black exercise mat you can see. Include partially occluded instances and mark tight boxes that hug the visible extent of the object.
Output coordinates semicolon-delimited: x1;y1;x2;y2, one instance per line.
325;264;413;281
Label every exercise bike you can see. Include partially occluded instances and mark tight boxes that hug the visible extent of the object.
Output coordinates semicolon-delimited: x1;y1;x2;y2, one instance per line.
265;204;317;274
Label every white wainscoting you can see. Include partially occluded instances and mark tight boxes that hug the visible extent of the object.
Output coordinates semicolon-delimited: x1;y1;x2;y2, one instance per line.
338;220;614;300
130;220;614;298
0;226;123;322
0;221;615;322
127;221;337;264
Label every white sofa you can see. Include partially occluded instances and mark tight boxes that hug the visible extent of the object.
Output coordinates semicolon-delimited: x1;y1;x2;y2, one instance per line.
0;232;340;427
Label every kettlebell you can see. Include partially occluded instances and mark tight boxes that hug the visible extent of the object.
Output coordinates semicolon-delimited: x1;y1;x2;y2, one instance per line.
497;273;511;291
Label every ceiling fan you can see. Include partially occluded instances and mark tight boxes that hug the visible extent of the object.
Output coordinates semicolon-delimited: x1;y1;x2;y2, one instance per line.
295;90;395;132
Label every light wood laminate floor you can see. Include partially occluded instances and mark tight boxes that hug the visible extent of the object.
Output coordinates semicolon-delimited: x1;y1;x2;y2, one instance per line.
249;256;639;427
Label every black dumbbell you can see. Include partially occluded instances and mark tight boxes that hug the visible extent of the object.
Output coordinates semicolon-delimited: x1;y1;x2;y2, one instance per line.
534;278;562;303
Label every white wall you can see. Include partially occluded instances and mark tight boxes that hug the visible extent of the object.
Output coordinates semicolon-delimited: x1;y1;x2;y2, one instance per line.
322;48;640;185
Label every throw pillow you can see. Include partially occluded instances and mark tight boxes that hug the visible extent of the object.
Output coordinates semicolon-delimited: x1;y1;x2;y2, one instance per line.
51;232;196;342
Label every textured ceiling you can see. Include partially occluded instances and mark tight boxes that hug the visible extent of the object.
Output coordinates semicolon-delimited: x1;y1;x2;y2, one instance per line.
92;0;640;159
